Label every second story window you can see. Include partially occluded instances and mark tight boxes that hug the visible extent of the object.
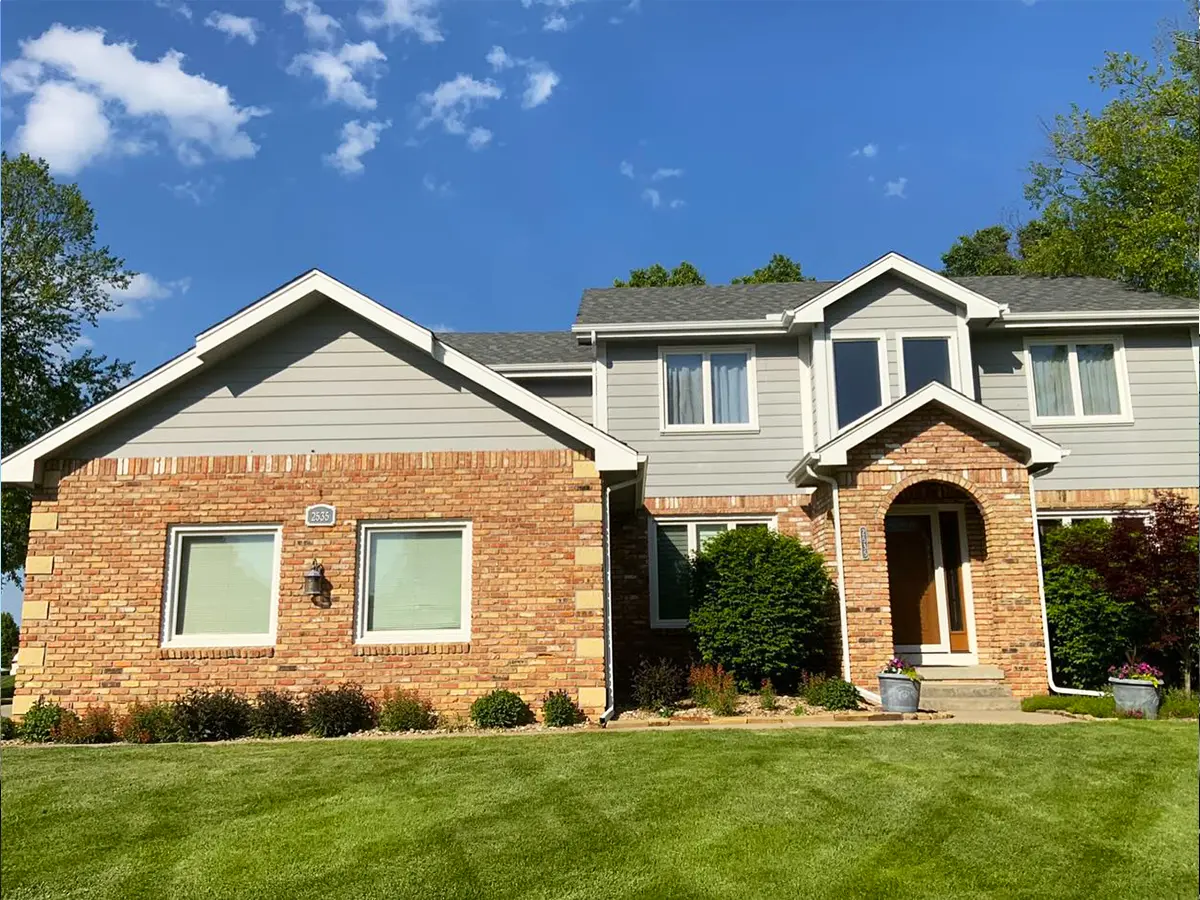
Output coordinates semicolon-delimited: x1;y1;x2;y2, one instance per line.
661;347;756;431
832;337;886;429
1025;337;1131;424
900;336;953;393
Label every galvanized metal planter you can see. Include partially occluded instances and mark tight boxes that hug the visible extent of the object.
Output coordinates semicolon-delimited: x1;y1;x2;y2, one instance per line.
1109;677;1160;719
878;673;920;713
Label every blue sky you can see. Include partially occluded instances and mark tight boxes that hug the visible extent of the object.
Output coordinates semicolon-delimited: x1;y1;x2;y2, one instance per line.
0;0;1181;617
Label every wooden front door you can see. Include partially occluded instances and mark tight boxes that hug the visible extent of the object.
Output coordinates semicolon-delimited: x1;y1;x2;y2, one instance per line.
885;514;941;646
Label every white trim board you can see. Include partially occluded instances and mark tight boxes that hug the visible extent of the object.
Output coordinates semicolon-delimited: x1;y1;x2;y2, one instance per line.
2;269;640;485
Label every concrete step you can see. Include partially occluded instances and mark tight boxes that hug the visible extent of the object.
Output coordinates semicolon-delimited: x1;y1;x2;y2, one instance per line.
922;695;1021;711
919;683;1014;700
917;678;1019;711
916;665;1005;681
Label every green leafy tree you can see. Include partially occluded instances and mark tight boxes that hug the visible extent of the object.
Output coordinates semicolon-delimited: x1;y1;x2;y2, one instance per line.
941;226;1024;276
1021;20;1199;295
1;611;18;671
731;253;813;284
613;261;706;287
1;153;135;583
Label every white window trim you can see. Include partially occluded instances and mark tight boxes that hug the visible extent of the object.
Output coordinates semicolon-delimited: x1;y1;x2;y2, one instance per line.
1037;508;1150;526
648;515;777;628
356;520;473;645
1190;327;1198;386
162;523;282;649
826;331;891;434
658;345;759;434
1023;335;1133;426
894;329;962;396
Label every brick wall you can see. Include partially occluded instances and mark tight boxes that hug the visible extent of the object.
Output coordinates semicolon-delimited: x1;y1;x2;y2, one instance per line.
15;450;610;719
1036;486;1199;511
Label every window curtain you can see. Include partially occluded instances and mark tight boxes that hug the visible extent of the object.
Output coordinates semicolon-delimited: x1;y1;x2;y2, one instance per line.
665;354;703;425
367;530;463;632
656;525;691;620
176;533;274;635
1076;343;1120;415
1030;344;1073;416
710;353;749;424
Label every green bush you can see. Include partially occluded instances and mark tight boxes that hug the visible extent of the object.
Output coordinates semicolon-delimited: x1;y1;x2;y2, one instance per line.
172;689;252;742
630;658;685;712
19;698;67;742
802;676;860;711
689;528;832;687
1;716;15;739
117;702;179;743
1;674;14;700
1159;689;1199;719
379;690;437;732
249;690;307;738
54;707;117;744
688;663;738;716
541;690;584;727
470;690;533;728
306;684;376;737
1020;694;1117;718
759;679;778;711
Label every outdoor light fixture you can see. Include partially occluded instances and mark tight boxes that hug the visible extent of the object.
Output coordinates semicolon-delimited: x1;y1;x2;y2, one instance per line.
304;559;328;606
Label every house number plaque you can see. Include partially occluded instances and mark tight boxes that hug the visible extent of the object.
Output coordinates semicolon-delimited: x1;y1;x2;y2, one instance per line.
858;526;869;560
305;504;337;527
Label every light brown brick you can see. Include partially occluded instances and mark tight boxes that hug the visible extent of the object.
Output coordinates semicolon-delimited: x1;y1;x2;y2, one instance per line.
28;512;58;531
17;645;45;668
577;686;606;711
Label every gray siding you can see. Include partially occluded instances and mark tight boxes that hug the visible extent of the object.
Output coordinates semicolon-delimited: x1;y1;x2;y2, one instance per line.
605;339;804;496
66;301;581;458
516;376;592;423
826;276;960;400
974;328;1199;491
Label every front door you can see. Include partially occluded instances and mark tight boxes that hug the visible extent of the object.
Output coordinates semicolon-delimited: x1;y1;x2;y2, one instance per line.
885;515;941;646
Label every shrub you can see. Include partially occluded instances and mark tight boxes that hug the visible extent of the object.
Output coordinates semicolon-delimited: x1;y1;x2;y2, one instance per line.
470;690;533;729
802;675;860;711
541;690;584;727
117;702;179;743
1020;694;1117;718
19;697;67;743
689;528;832;687
54;707;117;744
1;716;15;739
249;690;307;738
630;658;685;712
759;679;778;711
172;689;252;742
689;663;737;716
1158;689;1199;719
379;690;437;732
306;684;376;737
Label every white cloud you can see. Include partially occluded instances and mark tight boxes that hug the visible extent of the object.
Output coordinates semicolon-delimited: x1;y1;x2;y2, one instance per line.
359;0;443;43
325;119;389;175
289;41;386;110
418;74;502;144
427;322;456;333
867;174;876;184
522;67;559;109
284;0;342;43
154;0;193;21
422;173;451;195
162;177;219;204
1;26;266;173
619;160;634;179
641;187;660;209
669;198;686;209
486;45;514;71
543;14;570;31
103;273;191;320
850;142;878;158
467;127;492;150
884;176;908;198
651;167;683;180
205;12;260;44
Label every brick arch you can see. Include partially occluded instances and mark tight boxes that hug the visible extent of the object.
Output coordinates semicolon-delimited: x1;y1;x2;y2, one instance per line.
872;471;997;530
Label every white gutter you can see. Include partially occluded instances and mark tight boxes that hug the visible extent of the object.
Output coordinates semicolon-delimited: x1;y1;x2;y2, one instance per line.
1028;477;1103;697
600;474;640;724
806;465;852;683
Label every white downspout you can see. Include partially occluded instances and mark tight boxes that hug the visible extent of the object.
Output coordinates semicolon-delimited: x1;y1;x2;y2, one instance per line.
1028;477;1103;697
806;465;852;684
600;474;640;724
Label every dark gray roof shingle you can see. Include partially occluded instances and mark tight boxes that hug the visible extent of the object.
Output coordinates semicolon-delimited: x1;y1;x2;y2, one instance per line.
574;276;1194;325
436;331;591;367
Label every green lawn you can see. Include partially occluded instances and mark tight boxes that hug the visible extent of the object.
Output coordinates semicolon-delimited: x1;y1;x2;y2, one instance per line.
2;724;1196;900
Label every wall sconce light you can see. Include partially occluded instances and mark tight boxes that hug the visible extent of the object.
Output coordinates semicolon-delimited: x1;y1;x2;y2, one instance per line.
304;559;329;607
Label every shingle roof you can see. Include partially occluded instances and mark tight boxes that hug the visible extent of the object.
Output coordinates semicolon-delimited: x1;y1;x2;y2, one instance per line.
436;331;591;367
575;276;1194;324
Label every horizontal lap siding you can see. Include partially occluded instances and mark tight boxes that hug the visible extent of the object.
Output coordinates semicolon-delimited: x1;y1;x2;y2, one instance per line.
974;328;1199;490
66;302;577;458
606;339;804;496
518;377;593;423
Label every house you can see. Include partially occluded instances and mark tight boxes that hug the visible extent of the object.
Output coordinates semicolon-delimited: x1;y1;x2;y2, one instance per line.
5;254;1197;718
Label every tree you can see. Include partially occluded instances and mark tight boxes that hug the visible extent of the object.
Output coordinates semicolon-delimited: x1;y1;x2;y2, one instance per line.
940;226;1024;276
612;261;706;287
731;253;814;284
1;611;18;671
1021;20;1199;295
1;153;135;583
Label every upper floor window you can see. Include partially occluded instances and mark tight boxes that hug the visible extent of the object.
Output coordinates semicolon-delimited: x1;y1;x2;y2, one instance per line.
832;336;888;429
898;335;954;394
660;347;757;431
1025;337;1131;425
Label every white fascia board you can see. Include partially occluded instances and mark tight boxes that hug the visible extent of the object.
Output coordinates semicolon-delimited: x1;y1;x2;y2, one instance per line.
787;252;1005;325
569;318;788;341
996;309;1197;329
497;363;592;377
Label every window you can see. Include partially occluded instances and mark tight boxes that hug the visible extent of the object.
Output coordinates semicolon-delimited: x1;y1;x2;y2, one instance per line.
900;336;953;394
163;525;281;647
661;347;756;430
649;517;774;626
1025;337;1130;424
357;521;472;644
1036;510;1148;553
832;337;886;429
